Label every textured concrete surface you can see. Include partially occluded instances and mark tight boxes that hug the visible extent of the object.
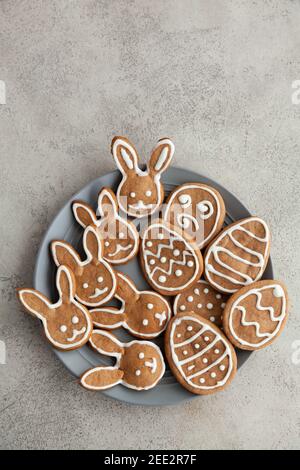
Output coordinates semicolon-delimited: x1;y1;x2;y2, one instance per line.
0;0;300;450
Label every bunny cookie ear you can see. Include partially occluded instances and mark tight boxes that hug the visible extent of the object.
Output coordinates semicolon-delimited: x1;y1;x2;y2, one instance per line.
56;265;76;303
90;306;126;329
115;272;138;302
111;136;140;175
97;187;118;218
81;366;123;390
89;330;124;358
51;240;81;273
72;200;97;228
149;138;175;175
17;288;51;322
83;225;104;262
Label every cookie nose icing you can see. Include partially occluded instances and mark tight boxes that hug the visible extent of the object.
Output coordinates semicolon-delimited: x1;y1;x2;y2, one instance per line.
155;311;167;326
144;357;157;374
88;286;108;299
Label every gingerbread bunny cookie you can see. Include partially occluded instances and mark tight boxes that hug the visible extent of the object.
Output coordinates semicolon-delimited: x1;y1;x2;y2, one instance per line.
51;225;117;307
73;187;139;264
111;136;175;218
165;312;237;395
17;265;93;350
164;183;226;249
90;272;171;339
81;330;165;391
140;219;203;296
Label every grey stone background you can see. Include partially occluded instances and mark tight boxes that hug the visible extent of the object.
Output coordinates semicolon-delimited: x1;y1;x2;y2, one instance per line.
0;0;299;450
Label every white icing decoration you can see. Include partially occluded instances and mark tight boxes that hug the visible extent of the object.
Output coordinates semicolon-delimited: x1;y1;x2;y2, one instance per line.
210;316;215;322
177;333;181;338
88;286;108;299
130;192;136;197
154;146;169;171
187;296;193;302
228;284;286;348
188;365;195;371
66;326;86;342
161;256;167;263
183;350;188;355
150;259;155;265
207;303;213;309
83;283;88;289
146;241;153;247
145;190;152;197
187;326;193;331
214;349;219;354
219;365;225;371
121;148;134;169
194;344;200;349
205;217;270;293
197;303;202;308
108;243;133;257
197;200;214;220
60;325;67;333
173;249;180;256
194;288;200;295
142;319;149;326
104;241;110;247
144;358;157;374
187;261;194;267
147;303;153;310
158;233;164;240
97;276;103;283
139;352;145;359
211;372;216;378
221;303;226;308
203;357;208;364
175;269;183;277
155;311;167;326
204;336;209;342
158;275;166;283
273;285;284;298
200;378;205;384
178;194;192;208
72;316;79;324
216;294;221;299
135;369;141;376
204;288;209;294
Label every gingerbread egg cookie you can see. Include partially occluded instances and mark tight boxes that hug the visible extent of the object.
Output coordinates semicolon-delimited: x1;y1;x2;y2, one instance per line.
173;279;228;327
204;217;271;294
165;312;237;395
51;225;117;307
222;280;288;351
90;271;171;339
111;136;175;218
164;183;225;249
140;220;203;296
73;187;139;265
17;265;93;350
81;330;165;391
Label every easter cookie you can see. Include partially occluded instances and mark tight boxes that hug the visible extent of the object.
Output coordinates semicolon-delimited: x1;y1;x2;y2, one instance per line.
222;280;288;350
140;220;203;296
165;312;237;395
73;187;139;264
173;279;228;327
164;183;225;249
111;136;175;218
90;271;171;339
51;225;117;307
81;329;165;391
17;265;93;350
204;217;271;294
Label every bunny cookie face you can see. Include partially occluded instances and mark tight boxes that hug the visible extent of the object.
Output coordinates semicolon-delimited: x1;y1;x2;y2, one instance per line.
204;217;271;294
164;183;226;249
165;312;237;395
90;272;171;339
140;220;203;296
174;279;228;327
51;226;117;307
73;188;139;264
81;330;165;391
17;265;93;350
222;280;288;351
111;136;175;218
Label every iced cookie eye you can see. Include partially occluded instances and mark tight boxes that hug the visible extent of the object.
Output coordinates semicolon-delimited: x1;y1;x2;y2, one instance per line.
97;276;103;283
130;192;136;198
72;316;79;324
83;283;89;289
145;190;152;197
60;324;67;333
197;200;214;220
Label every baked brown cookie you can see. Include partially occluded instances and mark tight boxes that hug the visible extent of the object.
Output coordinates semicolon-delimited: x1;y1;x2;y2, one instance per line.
140;219;203;296
17;265;93;350
173;279;228;327
164;183;226;249
81;329;165;391
90;271;171;339
222;280;288;350
165;312;237;395
204;217;271;294
73;187;139;265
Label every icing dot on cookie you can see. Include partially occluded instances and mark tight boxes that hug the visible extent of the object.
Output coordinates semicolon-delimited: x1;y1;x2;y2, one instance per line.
177;333;181;338
204;288;209;294
210;316;215;322
158;233;164;240
187;296;193;302
142;319;149;326
175;269;183;277
146;241;153;248
173;249;180;256
187;261;194;267
221;303;226;308
204;336;209;342
214;349;220;354
97;276;103;283
146;190;152;197
219;365;226;371
211;372;217;378
119;232;125;239
147;303;153;310
188;365;195;371
179;305;186;311
194;343;200;349
149;259;155;265
203;357;208;364
199;378;205;384
158;275;166;283
207;303;213;310
197;303;202;309
60;325;67;333
216;294;221;299
207;263;214;272
104;241;110;247
187;326;193;331
139;352;145;359
83;283;88;289
194;288;200;295
183;350;188;356
130;192;136;197
72;316;79;324
273;285;284;298
160;256;167;263
135;369;141;376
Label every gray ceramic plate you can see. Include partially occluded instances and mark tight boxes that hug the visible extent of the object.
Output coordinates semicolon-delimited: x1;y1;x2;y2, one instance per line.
34;167;273;406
